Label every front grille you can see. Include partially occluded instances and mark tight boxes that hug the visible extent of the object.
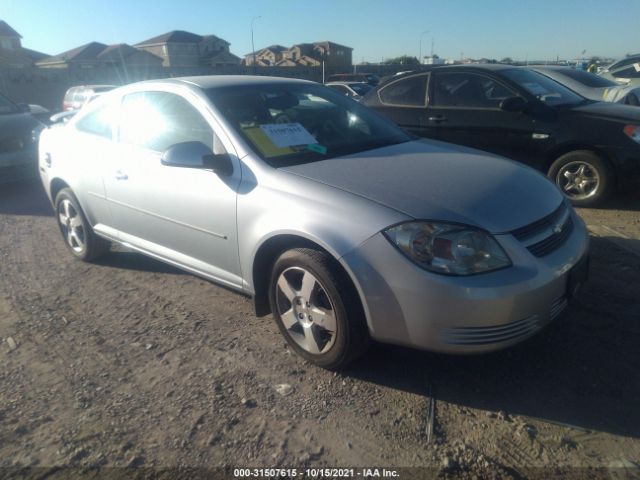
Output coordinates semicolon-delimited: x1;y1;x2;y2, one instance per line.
526;217;574;257
550;296;568;321
510;202;573;257
442;315;541;346
511;202;568;241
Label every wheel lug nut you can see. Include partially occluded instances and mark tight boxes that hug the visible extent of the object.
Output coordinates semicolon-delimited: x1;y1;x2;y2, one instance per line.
308;316;313;322
298;313;304;319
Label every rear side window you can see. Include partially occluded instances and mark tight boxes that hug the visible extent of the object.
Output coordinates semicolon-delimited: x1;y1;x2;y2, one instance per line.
75;103;117;139
118;91;216;152
432;72;516;108
378;75;428;107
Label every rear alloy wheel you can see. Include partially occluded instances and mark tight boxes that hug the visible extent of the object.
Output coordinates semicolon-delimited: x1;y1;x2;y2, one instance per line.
55;188;110;261
548;150;611;207
269;248;369;369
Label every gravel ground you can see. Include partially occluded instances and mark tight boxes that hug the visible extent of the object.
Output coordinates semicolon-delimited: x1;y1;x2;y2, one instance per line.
1;181;639;479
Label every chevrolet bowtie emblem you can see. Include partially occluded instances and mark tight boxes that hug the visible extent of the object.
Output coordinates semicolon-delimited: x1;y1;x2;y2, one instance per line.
553;224;563;234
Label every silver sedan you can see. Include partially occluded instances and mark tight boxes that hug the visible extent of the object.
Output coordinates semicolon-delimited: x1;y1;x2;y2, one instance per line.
38;76;590;369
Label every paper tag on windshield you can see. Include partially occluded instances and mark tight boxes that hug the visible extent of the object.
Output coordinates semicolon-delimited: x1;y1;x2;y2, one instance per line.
260;123;317;148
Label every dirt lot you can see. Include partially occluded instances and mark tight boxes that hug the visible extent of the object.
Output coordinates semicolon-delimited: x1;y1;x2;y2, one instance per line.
1;181;639;479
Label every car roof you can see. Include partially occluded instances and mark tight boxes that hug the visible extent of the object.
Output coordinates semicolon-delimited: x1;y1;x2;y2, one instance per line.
143;75;316;90
378;64;517;86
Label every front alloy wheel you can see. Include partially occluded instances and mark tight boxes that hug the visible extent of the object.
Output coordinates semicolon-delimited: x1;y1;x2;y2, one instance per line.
275;267;337;355
269;248;369;369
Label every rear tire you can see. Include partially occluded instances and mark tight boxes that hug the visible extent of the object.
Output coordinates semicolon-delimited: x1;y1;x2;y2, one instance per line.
548;150;612;207
55;188;110;261
268;248;370;370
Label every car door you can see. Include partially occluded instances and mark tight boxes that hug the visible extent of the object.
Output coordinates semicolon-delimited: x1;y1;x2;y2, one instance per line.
425;71;551;166
63;101;119;228
372;73;435;137
104;88;243;287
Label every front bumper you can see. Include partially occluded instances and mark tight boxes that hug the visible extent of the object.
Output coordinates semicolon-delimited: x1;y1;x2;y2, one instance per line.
342;210;590;354
0;149;38;184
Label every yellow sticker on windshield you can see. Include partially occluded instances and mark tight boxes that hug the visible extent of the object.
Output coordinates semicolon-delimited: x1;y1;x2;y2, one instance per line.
243;126;295;158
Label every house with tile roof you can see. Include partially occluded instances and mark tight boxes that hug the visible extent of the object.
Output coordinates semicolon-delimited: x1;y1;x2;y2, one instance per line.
246;41;352;67
135;30;240;67
0;20;49;67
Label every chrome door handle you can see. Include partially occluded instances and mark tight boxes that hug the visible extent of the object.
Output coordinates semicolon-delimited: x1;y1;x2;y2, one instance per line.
428;115;448;123
115;171;128;180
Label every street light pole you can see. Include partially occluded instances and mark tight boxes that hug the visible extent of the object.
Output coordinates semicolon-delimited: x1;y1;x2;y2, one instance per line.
419;30;430;65
251;16;261;74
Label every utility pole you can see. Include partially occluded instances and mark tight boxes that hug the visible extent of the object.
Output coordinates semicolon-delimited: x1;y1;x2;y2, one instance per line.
251;16;261;74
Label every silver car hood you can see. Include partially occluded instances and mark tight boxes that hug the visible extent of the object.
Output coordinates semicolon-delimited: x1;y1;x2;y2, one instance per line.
280;140;563;233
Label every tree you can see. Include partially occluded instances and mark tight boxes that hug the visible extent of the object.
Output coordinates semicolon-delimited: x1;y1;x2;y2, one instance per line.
500;57;513;64
384;55;420;65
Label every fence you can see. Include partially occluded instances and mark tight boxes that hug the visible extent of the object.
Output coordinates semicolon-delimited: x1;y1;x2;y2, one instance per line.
0;64;421;111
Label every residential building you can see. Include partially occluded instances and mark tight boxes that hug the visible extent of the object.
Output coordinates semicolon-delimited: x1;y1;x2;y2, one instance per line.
36;42;163;68
36;42;109;68
97;44;164;68
245;45;287;66
135;30;240;67
0;20;48;67
246;41;352;67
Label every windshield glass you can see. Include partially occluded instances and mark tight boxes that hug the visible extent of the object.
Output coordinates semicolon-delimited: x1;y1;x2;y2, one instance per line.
502;68;586;106
556;68;617;88
0;94;20;115
207;83;411;166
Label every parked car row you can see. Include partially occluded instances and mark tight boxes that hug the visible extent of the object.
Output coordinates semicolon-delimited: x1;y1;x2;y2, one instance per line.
7;62;640;368
361;64;640;206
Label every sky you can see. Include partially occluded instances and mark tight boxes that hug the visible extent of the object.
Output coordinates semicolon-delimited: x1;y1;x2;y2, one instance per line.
2;0;639;62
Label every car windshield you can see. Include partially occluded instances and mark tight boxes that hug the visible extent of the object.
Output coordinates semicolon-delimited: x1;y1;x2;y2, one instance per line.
348;83;373;95
207;83;411;166
0;94;20;115
555;68;617;88
502;68;586;106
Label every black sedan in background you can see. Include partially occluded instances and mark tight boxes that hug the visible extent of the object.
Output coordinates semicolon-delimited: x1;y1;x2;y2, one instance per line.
0;93;44;183
362;65;640;206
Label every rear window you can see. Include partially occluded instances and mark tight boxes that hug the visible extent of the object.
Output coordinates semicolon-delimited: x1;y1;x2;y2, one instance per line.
557;69;617;88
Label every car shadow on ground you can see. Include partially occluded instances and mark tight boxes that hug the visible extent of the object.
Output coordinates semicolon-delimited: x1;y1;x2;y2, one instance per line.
95;250;187;276
593;188;640;212
0;180;53;217
345;235;640;440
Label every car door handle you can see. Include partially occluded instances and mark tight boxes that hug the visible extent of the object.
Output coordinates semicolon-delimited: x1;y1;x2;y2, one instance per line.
114;170;128;180
428;115;448;123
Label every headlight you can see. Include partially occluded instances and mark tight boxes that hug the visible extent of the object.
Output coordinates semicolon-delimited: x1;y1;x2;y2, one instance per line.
384;222;511;275
31;124;45;143
623;125;640;144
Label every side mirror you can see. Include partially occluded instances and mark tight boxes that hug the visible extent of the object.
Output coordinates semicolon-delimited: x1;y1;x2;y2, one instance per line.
161;141;233;176
500;96;528;112
18;103;31;113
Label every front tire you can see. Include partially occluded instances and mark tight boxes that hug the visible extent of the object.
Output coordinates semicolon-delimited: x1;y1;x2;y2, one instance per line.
548;150;612;207
268;248;369;370
55;188;110;261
